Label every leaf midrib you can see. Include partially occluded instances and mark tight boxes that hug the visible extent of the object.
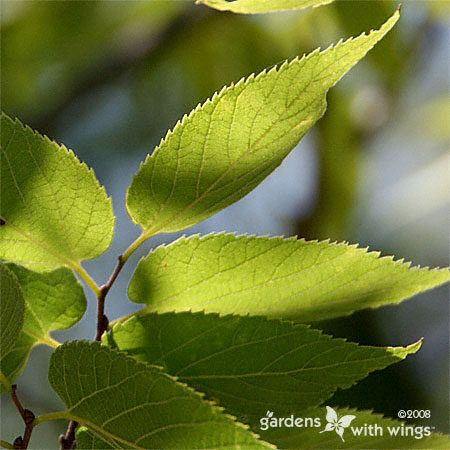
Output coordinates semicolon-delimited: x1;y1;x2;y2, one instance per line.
138;61;328;235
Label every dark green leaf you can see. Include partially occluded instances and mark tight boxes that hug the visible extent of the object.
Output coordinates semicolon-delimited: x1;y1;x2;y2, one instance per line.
108;312;420;425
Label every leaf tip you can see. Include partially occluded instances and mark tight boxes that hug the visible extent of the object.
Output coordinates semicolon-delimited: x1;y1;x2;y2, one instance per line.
386;339;423;360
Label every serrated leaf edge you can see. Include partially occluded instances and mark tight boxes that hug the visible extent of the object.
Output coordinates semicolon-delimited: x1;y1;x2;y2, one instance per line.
1;113;115;267
125;10;399;230
50;340;276;450
109;310;422;398
195;0;335;14
139;231;450;276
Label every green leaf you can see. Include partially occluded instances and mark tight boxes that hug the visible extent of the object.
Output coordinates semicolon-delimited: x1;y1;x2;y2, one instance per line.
107;312;420;426
6;264;86;343
128;234;450;322
77;406;450;450
0;333;34;392
0;113;115;272
126;11;399;236
0;265;24;357
1;264;86;391
196;0;334;14
0;265;25;390
49;341;273;449
76;427;116;450
260;406;450;449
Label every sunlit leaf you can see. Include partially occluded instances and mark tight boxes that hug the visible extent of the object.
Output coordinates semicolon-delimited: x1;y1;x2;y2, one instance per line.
0;264;25;390
129;234;449;322
196;0;334;14
7;264;86;342
0;113;115;271
1;264;86;391
0;265;24;357
126;11;399;236
49;341;273;449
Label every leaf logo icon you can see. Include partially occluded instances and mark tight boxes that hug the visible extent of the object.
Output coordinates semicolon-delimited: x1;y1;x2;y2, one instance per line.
319;406;356;442
266;411;274;418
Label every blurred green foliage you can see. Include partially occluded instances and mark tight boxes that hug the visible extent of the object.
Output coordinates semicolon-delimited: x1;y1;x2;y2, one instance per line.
1;1;185;123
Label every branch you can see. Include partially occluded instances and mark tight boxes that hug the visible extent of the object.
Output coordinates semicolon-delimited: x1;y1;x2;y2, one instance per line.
95;255;124;341
11;385;35;449
11;7;213;450
53;12;208;444
60;239;135;448
59;421;78;450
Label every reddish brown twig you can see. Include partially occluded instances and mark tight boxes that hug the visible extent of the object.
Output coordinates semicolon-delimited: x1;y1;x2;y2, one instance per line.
60;255;126;449
95;256;124;341
11;385;35;449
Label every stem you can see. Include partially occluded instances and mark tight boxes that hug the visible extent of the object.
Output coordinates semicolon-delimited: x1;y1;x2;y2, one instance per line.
95;255;125;341
59;421;78;450
96;232;153;339
22;418;34;449
38;335;61;349
7;410;67;449
71;263;100;297
1;439;14;449
121;232;149;262
11;385;25;420
33;411;68;426
12;12;193;449
10;385;35;449
60;234;150;448
58;264;99;449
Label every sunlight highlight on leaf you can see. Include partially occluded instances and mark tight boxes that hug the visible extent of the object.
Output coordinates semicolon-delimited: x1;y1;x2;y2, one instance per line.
126;11;399;237
196;0;334;14
0;113;115;272
128;233;449;321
